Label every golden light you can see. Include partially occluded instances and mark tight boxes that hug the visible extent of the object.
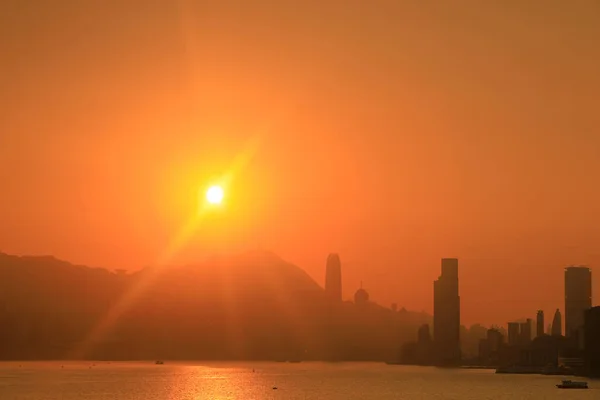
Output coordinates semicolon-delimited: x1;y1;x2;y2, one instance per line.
71;136;261;360
206;185;224;204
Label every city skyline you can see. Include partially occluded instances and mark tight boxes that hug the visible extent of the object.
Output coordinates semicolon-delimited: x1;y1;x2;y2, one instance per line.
1;247;595;329
0;247;596;368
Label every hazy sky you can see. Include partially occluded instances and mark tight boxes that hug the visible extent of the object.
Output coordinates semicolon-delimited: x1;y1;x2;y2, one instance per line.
1;0;599;326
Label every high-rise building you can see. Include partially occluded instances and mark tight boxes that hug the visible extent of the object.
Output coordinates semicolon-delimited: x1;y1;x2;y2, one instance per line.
325;253;342;302
519;319;532;345
507;322;520;346
536;310;545;337
584;306;600;377
565;266;592;341
486;328;504;352
418;324;432;343
433;258;461;365
551;309;562;336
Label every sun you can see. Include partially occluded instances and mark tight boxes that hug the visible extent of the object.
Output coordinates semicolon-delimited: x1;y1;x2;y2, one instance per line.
206;185;224;204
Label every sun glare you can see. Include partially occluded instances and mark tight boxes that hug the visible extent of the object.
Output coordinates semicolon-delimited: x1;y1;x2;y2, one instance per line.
206;185;224;205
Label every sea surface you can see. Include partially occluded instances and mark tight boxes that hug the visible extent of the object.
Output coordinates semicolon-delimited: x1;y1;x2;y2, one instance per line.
0;361;597;399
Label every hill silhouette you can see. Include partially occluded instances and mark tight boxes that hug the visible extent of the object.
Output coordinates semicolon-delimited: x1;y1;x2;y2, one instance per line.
0;251;432;361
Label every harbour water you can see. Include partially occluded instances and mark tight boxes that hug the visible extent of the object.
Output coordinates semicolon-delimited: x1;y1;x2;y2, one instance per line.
0;361;596;399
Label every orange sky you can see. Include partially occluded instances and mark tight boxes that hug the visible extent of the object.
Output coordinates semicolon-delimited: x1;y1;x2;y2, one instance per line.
1;1;599;326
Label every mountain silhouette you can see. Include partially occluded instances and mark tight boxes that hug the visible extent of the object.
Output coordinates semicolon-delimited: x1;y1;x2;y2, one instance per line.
0;251;432;361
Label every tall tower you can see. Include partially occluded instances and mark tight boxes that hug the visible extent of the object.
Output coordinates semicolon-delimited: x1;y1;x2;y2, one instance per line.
325;253;342;302
536;310;545;337
433;258;461;365
565;266;592;341
584;307;600;377
551;309;562;336
507;322;520;346
519;319;532;345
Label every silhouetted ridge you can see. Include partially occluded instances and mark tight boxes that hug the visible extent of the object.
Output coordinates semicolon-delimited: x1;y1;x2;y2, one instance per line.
0;251;434;361
211;249;323;293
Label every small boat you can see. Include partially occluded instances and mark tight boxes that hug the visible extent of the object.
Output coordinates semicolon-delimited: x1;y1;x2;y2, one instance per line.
155;360;164;365
556;380;588;389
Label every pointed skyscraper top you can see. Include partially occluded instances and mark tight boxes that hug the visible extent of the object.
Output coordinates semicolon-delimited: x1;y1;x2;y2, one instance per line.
325;253;342;302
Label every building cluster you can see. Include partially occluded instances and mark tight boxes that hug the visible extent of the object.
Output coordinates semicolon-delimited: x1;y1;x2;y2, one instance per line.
326;255;463;366
324;254;599;376
477;265;599;377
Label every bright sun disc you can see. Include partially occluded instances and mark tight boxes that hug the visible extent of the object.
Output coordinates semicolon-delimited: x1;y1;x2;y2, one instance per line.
206;185;224;204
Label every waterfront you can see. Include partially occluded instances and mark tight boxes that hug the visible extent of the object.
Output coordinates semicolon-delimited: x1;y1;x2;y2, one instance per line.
0;362;596;399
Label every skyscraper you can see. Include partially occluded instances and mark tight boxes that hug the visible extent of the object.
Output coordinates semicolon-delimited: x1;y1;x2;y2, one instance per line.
565;266;592;341
536;310;545;337
433;258;461;365
418;324;432;343
584;306;600;377
486;328;503;353
519;319;532;345
507;322;520;346
325;253;342;302
551;309;562;336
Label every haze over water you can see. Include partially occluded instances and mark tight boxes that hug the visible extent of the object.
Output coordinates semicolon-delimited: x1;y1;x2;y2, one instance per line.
0;362;596;400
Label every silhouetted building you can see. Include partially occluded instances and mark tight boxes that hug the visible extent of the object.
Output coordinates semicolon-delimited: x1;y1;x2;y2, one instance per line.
400;324;435;366
487;328;504;352
551;309;562;336
536;310;544;338
479;328;504;366
584;306;600;377
565;266;592;346
433;258;461;365
354;282;369;305
528;334;567;368
418;324;432;343
325;253;342;302
416;324;433;365
519;319;532;346
508;322;520;346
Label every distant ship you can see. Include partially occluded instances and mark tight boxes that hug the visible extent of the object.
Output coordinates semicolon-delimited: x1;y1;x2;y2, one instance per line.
556;380;588;389
155;360;164;365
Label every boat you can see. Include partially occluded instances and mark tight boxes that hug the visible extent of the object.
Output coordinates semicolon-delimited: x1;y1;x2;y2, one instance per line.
556;380;588;389
155;360;164;365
